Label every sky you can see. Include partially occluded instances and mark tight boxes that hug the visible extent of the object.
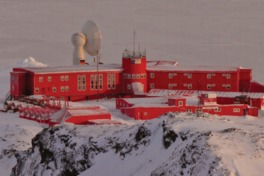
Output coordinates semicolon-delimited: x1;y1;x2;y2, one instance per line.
0;0;264;83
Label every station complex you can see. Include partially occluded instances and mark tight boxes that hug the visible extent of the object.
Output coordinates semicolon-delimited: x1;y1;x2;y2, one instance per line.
8;50;264;123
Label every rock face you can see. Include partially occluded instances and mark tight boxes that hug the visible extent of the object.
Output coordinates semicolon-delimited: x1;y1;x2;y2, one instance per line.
10;114;264;176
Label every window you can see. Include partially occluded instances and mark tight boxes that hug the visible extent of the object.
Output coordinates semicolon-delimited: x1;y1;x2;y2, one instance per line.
65;75;69;81
207;73;215;79
214;107;221;112
183;83;192;89
136;74;140;79
90;75;94;90
168;73;173;79
178;101;183;106
187;109;192;113
141;73;146;79
168;83;177;89
99;74;103;90
144;112;148;116
52;87;57;92
127;84;131;90
78;75;86;91
60;86;64;92
222;73;231;79
107;74;116;90
39;77;43;82
35;88;39;93
127;74;131;79
222;84;231;90
184;73;192;79
132;74;136;79
233;108;240;112
150;83;155;89
226;85;231;90
207;84;212;90
195;108;202;112
150;73;155;78
65;86;69;92
60;76;64;81
48;76;52;82
11;75;15;81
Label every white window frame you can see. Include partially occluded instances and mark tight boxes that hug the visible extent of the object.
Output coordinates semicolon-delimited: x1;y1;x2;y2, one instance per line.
48;76;52;82
214;107;221;112
178;101;183;106
65;86;69;92
60;86;64;92
150;73;155;78
150;83;155;89
233;108;240;113
52;87;57;92
35;88;39;93
65;75;69;81
78;75;86;91
60;76;65;81
127;84;131;90
39;77;43;82
99;74;103;90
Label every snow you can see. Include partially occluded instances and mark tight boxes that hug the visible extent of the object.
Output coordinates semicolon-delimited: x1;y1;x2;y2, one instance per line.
1;0;264;175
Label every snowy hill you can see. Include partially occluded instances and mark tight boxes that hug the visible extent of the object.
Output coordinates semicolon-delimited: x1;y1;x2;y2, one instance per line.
8;114;264;176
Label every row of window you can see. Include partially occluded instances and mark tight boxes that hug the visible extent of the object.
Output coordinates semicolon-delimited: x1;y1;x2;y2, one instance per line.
38;72;232;83
35;86;70;93
187;108;241;113
149;83;231;90
149;73;232;79
39;75;69;82
77;74;116;91
123;73;146;79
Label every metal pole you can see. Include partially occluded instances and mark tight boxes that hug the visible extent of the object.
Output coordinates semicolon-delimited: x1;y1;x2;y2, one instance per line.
97;53;99;102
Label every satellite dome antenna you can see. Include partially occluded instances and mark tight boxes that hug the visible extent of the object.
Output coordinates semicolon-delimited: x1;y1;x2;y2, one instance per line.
71;20;102;65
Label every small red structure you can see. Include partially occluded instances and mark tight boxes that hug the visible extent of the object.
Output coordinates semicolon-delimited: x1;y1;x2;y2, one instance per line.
117;91;259;120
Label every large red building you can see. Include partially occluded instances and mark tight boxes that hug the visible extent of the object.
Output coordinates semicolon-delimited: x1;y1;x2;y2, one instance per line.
10;50;264;101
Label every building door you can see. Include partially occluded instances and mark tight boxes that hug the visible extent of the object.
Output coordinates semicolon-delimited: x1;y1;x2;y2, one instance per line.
243;109;247;116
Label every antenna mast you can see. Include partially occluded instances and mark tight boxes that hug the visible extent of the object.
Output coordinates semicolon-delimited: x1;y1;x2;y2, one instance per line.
133;29;136;56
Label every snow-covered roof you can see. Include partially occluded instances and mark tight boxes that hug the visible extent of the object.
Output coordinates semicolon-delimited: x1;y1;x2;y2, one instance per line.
147;64;243;72
123;97;168;105
148;89;264;99
15;63;123;74
67;109;110;116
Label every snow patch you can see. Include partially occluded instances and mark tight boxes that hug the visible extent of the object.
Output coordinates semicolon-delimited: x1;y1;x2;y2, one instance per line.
15;57;47;67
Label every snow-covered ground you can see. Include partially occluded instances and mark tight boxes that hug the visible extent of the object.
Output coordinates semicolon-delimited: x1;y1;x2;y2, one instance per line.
1;0;264;175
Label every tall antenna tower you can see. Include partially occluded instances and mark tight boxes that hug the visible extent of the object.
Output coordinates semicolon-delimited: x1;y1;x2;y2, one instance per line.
133;29;136;56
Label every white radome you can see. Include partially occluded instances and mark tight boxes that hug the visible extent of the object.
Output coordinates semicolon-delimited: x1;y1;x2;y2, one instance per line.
72;20;102;65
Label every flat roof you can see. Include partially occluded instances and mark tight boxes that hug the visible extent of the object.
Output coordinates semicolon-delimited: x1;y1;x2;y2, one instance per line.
148;89;264;99
147;65;241;72
14;63;123;74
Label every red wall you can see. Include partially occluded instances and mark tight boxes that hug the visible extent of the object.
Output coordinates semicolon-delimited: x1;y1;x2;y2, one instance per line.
147;70;239;92
122;56;147;95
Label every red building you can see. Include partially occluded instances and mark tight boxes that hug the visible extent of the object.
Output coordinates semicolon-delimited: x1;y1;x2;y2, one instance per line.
116;92;259;120
10;50;264;101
